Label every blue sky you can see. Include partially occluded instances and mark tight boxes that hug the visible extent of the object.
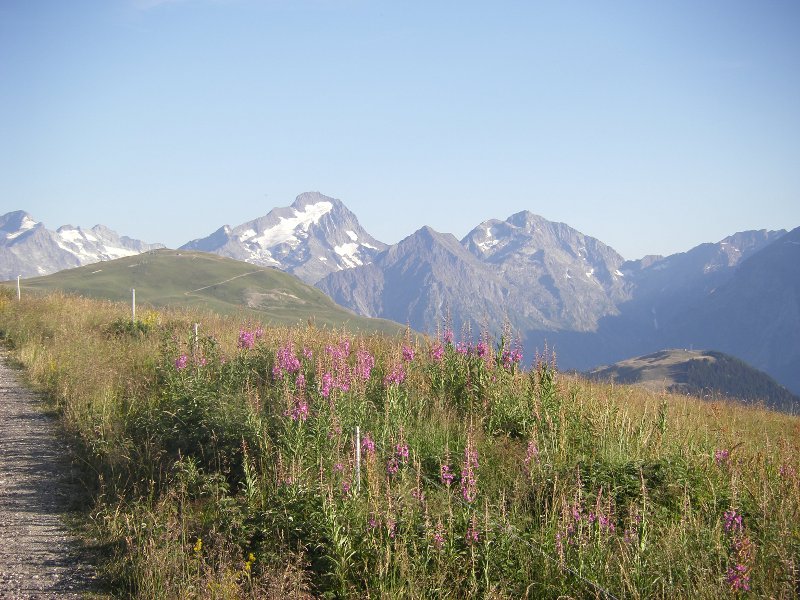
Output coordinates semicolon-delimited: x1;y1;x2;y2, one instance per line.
2;0;798;259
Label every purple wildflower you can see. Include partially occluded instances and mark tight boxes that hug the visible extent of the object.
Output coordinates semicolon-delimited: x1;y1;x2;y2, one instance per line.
361;433;376;457
273;343;301;380
237;329;255;350
432;520;446;550
355;349;375;381
443;329;454;345
726;564;751;592
286;397;309;422
395;443;410;461
175;354;189;370
440;463;454;487
465;515;480;545
430;343;444;362
402;345;415;362
302;346;313;359
383;364;406;386
319;372;333;398
724;510;743;534
476;341;488;358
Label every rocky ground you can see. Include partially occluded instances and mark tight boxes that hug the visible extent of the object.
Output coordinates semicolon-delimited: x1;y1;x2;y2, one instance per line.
0;354;99;599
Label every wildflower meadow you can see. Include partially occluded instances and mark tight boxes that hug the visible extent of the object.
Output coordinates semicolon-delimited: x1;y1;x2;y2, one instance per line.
0;288;798;598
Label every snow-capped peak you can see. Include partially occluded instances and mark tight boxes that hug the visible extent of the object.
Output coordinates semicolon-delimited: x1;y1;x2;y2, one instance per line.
2;212;40;241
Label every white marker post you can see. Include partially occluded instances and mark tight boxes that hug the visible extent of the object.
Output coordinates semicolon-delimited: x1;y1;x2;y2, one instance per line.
17;275;21;301
355;426;361;492
131;288;136;322
194;323;199;352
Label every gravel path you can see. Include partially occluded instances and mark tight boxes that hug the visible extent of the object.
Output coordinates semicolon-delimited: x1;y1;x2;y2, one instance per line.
0;354;98;599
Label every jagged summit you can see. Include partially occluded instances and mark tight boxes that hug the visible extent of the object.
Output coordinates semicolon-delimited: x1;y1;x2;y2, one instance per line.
181;192;386;284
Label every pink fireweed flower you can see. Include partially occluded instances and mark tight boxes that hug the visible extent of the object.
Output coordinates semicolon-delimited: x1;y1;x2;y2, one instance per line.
714;449;730;466
285;397;309;422
433;519;446;550
319;372;333;398
341;480;351;495
355;349;375;381
273;343;301;380
726;564;751;592
254;327;264;339
443;329;454;345
402;345;415;362
302;346;313;359
465;515;480;545
430;343;444;362
476;341;488;358
383;364;406;386
395;443;410;462
440;463;454;487
237;329;255;350
361;433;376;457
724;510;743;534
386;457;399;476
175;354;189;370
456;341;471;356
598;514;615;533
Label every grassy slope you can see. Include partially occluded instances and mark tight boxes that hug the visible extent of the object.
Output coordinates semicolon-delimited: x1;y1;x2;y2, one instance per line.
1;290;798;598
6;249;404;334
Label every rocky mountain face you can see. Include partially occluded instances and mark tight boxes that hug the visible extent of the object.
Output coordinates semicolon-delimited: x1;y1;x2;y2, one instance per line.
0;210;163;281
320;226;516;334
180;192;386;284
462;211;631;331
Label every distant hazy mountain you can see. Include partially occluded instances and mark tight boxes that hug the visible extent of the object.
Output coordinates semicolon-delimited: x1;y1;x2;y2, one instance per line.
585;349;800;414
180;192;386;284
662;226;800;396
0;210;163;281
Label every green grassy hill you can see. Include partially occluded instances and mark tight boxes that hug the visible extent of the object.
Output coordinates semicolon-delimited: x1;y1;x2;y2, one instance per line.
586;348;800;413
6;249;404;334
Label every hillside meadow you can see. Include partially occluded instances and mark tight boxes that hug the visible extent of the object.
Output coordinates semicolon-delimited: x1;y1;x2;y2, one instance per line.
0;288;798;598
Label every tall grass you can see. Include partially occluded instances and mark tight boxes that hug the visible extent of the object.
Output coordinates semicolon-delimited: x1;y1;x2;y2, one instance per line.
1;288;798;598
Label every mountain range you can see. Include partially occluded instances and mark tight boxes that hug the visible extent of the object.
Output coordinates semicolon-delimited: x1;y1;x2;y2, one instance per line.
0;210;163;281
3;192;798;395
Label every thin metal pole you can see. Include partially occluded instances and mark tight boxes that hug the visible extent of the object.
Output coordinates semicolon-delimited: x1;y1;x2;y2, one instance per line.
17;275;21;301
131;288;136;322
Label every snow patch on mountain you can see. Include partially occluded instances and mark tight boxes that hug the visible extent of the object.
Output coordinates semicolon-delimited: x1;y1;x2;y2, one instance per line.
4;215;39;241
335;242;363;269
